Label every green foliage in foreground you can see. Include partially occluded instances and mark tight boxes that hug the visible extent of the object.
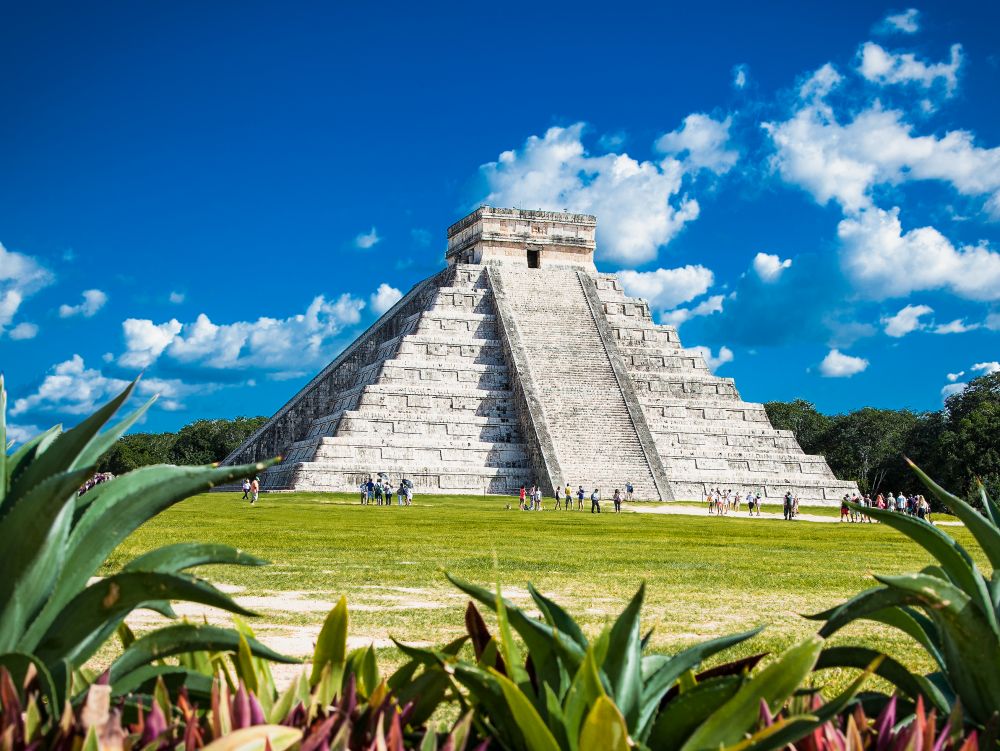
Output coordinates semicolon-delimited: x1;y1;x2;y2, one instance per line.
0;376;283;708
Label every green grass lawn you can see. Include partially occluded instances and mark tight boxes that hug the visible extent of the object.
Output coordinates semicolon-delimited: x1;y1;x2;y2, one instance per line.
103;491;976;690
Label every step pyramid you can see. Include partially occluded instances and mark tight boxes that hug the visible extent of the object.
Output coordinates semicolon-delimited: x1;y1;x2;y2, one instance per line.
222;207;857;504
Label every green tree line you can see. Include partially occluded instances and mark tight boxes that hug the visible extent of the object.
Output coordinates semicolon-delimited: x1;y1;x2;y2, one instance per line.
96;415;267;474
765;370;1000;502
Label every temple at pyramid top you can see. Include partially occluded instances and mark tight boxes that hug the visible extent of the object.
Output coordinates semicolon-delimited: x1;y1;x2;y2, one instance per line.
222;206;857;505
446;207;597;270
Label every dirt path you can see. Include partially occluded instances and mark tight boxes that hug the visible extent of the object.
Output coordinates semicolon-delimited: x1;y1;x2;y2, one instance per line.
623;503;960;525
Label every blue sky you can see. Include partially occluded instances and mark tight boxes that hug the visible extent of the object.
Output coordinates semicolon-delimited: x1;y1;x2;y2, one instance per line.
2;0;999;439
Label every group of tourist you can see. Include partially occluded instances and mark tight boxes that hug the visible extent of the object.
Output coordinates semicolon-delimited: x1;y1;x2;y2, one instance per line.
359;476;413;506
706;488;766;517
840;491;932;522
78;471;115;496
516;481;635;514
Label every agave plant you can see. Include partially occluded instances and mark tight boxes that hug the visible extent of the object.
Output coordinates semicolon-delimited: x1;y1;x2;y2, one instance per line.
391;574;879;751
0;376;292;710
0;596;484;751
811;460;1000;731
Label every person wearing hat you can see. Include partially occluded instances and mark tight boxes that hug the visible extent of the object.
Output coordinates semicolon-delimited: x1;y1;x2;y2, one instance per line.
250;476;260;505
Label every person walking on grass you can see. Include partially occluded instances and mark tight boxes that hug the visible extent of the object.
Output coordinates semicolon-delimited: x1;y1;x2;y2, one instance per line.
554;487;562;511
783;491;793;520
242;478;251;500
613;488;622;513
841;494;850;522
590;488;601;514
625;481;634;502
398;482;406;506
250;476;260;505
577;485;586;511
707;489;715;515
374;480;384;506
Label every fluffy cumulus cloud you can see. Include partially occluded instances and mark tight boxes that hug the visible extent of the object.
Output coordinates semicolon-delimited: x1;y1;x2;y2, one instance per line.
819;348;869;377
688;345;734;372
370;283;403;315
973;361;1000;376
58;288;107;318
766;98;1000;216
934;318;979;334
940;361;1000;400
0;242;53;337
618;265;714;311
661;295;725;328
838;207;1000;300
9;322;39;340
119;294;366;374
733;64;749;89
354;227;380;249
481;123;705;265
751;252;792;282
655;114;739;175
857;42;963;94
11;355;216;416
882;303;933;337
877;8;920;34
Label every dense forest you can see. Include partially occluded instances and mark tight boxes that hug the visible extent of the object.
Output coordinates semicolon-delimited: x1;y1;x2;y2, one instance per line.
97;372;999;504
765;371;1000;503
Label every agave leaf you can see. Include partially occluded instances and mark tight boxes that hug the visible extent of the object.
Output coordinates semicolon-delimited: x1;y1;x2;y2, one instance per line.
0;376;6;507
979;479;1000;530
310;595;347;689
200;724;302;751
493;582;530;691
647;675;743;750
578;694;629;751
0;652;59;711
528;582;588;650
812;586;921;638
109;623;297;684
7;381;137;511
124;543;269;574
0;466;91;652
23;459;277;648
815;646;949;714
603;583;644;731
635;627;763;744
875;572;1000;724
865;606;945;671
489;667;561;751
848;501;995;626
680;635;824;751
1;426;62;519
107;664;214;700
32;572;257;668
563;642;608;751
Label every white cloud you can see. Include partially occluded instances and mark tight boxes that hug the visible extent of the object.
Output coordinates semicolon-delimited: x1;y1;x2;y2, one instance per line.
987;313;1000;331
946;371;965;382
766;103;1000;216
941;382;967;398
799;63;844;102
733;64;748;89
858;42;962;95
354;228;380;249
370;283;403;315
0;242;53;337
58;288;107;318
819;348;869;377
119;294;366;373
8;322;38;340
882;303;933;337
934;318;979;334
878;8;920;34
972;361;1000;376
661;295;725;328
11;354;218;416
751;252;792;282
169;291;185;304
5;423;40;445
838;207;1000;300
655;114;739;175
688;345;733;372
120;318;183;368
618;265;714;310
481;123;700;265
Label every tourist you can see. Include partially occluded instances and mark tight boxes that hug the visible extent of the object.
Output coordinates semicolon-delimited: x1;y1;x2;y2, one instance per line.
707;489;715;515
554;488;562;511
733;490;741;514
896;491;906;513
250;476;260;505
747;494;755;516
565;483;573;511
590;488;601;514
783;491;793;521
398;481;407;505
625;481;634;502
841;495;850;522
405;483;413;506
242;478;251;500
754;492;762;516
374;480;384;506
360;481;368;505
519;485;527;511
613;488;622;513
534;486;543;511
366;477;375;504
577;485;585;511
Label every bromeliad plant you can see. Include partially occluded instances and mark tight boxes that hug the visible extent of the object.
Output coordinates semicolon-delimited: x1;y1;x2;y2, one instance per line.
811;460;1000;734
0;376;291;710
391;574;881;751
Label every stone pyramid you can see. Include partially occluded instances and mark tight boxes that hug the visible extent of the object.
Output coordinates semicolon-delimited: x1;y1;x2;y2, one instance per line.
222;207;856;504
